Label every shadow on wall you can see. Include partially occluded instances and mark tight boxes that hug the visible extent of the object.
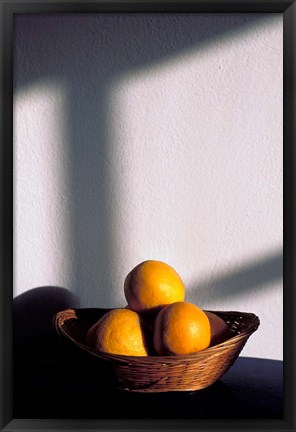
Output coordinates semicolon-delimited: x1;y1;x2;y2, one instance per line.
13;286;80;368
14;13;278;307
13;287;119;402
188;250;282;306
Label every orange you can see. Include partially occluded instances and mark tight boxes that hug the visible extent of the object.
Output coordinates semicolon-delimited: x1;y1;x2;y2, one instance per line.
204;311;232;346
86;308;150;356
153;302;211;355
124;260;185;315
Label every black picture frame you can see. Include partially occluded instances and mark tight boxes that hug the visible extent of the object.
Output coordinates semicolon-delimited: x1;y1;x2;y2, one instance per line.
1;1;295;431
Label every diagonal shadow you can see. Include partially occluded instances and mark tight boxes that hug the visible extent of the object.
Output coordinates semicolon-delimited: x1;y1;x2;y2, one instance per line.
14;13;273;90
14;13;280;306
188;250;282;305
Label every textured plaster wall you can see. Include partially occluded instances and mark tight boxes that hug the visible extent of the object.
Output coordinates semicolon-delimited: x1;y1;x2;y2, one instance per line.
14;13;283;360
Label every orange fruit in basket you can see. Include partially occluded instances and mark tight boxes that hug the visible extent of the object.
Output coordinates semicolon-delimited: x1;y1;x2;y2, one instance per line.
205;311;232;346
124;260;185;315
86;308;151;356
153;302;211;355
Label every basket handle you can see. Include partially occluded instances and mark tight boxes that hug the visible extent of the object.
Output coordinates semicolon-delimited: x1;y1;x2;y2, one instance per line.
53;308;77;336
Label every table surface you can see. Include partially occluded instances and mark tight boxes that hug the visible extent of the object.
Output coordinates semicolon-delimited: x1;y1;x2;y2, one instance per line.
14;334;283;420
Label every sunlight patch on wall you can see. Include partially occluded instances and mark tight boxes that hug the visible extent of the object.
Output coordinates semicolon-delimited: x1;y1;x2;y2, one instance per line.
106;16;283;360
13;81;72;297
107;14;283;290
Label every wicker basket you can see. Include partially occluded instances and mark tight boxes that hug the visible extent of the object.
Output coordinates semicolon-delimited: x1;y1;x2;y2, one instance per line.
54;308;260;393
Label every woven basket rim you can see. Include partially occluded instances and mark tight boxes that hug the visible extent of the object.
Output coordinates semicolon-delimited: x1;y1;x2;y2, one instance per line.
54;307;260;364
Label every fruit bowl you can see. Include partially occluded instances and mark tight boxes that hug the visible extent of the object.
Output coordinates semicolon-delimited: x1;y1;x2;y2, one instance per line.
53;308;260;393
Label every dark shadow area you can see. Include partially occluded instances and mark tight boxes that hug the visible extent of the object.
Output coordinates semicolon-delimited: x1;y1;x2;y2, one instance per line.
14;354;283;419
13;286;80;369
13;13;278;307
188;250;282;304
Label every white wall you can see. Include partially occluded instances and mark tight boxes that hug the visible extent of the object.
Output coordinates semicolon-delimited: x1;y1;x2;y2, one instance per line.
13;13;283;360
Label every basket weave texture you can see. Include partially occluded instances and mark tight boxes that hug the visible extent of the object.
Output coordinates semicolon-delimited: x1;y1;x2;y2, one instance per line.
54;308;259;393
